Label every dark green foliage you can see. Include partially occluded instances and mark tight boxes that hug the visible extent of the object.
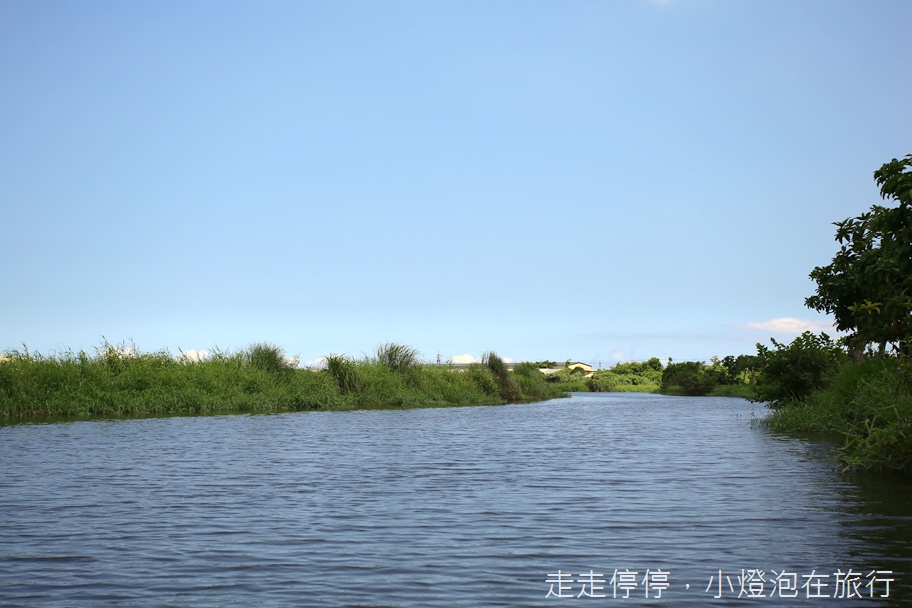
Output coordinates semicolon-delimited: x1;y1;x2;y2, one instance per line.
806;154;912;357
587;371;620;392
611;359;662;376
767;153;912;473
767;357;912;473
750;332;847;407
657;357;756;397
721;354;760;385
661;361;717;396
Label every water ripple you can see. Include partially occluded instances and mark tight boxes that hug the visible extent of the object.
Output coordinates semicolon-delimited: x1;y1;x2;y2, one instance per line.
1;394;909;606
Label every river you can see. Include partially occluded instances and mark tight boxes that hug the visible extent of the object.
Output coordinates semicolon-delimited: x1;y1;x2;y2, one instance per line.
1;393;910;606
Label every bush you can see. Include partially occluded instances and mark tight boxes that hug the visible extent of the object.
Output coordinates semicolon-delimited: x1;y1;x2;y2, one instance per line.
588;371;620;392
661;361;717;396
751;332;847;407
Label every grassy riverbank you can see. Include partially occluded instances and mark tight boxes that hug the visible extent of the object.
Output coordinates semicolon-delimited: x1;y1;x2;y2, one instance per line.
764;357;912;473
0;342;565;422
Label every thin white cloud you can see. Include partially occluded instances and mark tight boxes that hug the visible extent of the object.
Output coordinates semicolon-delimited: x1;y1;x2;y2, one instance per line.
737;317;834;335
451;354;478;364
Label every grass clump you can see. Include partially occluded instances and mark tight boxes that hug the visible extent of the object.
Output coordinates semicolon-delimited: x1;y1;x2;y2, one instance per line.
244;342;297;374
374;342;421;374
325;354;361;394
482;351;520;401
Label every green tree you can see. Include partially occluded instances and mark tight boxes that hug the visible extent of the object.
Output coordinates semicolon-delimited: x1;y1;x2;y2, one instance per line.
661;361;716;396
719;354;759;385
750;332;846;407
805;154;912;357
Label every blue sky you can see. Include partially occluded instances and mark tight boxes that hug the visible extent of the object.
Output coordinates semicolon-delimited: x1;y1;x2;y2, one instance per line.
2;0;910;366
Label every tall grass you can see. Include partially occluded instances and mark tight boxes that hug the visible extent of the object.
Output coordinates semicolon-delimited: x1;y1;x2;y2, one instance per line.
325;354;361;394
244;342;296;374
0;340;339;419
0;341;566;422
374;342;421;374
481;351;520;401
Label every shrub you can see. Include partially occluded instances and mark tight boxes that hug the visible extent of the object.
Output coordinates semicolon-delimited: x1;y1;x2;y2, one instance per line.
767;357;912;472
751;332;847;407
661;361;717;396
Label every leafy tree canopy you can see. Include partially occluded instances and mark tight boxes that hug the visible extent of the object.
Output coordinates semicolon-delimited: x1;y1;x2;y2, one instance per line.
805;154;912;356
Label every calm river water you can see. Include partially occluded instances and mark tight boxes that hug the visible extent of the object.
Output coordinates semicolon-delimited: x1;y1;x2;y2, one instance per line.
1;393;910;606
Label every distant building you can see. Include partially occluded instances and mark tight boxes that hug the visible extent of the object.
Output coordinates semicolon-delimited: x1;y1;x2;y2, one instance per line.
539;362;595;377
566;362;594;376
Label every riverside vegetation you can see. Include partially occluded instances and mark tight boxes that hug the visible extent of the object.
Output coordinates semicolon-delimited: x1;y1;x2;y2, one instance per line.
755;155;912;474
0;341;564;421
0;339;759;423
541;356;758;398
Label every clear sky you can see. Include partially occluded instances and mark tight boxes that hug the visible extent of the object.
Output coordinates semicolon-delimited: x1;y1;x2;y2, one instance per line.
2;0;910;367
